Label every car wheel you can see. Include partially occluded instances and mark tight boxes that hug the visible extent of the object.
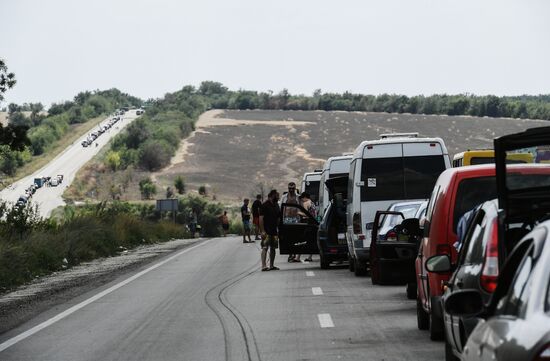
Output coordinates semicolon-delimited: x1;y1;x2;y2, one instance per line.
354;262;367;276
406;282;417;300
429;311;444;341
445;335;459;361
348;255;355;272
320;255;330;269
417;297;429;330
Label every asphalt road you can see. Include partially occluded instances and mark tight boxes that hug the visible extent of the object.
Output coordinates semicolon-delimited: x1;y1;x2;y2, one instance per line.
0;236;442;361
0;110;139;217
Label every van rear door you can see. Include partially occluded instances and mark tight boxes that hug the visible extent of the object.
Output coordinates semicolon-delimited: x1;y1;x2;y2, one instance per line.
278;203;319;255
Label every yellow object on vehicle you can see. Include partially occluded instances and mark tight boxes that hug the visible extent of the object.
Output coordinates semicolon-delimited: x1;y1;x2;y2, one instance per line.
452;150;533;167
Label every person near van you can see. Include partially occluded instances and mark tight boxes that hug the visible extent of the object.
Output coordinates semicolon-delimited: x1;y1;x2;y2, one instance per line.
241;198;253;243
260;189;280;271
281;182;300;262
219;211;230;237
252;194;262;240
299;191;316;262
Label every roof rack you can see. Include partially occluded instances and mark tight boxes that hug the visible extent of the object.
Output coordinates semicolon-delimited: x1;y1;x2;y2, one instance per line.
380;132;419;139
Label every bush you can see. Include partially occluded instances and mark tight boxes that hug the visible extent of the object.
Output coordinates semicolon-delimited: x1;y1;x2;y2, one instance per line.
139;177;157;199
174;176;185;194
138;140;172;171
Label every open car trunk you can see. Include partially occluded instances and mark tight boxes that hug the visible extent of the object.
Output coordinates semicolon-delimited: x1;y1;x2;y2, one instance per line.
370;211;421;285
494;126;550;255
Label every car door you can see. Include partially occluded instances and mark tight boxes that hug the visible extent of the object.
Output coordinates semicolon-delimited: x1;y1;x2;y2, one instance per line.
279;203;319;255
447;209;486;352
465;240;538;361
371;211;404;283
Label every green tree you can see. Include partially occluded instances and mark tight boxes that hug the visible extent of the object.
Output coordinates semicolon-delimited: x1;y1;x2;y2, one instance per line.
0;59;16;103
198;185;207;196
105;151;121;171
174;176;186;194
139;178;157;200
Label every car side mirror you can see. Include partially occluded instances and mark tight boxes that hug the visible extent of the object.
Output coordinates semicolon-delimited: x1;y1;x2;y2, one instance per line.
425;254;451;273
444;289;483;316
365;222;374;230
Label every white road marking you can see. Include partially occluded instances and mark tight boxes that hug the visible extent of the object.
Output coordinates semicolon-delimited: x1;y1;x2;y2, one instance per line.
318;313;334;328
306;271;315;277
312;287;323;295
0;239;213;353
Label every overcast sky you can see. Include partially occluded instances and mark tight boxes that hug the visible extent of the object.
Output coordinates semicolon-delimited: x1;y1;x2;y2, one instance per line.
1;0;549;106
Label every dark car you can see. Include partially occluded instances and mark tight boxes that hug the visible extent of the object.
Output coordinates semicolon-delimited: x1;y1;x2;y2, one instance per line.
316;176;348;269
371;211;422;299
442;220;550;361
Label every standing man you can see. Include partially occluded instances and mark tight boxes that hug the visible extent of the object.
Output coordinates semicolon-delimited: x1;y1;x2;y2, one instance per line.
260;189;280;271
241;198;253;243
251;194;262;240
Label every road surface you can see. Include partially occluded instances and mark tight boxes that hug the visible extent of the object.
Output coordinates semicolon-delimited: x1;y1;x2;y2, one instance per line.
0;236;442;361
0;111;139;217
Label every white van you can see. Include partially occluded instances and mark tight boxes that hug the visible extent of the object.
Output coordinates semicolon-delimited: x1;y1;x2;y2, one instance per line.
319;154;352;216
300;170;322;206
346;133;450;276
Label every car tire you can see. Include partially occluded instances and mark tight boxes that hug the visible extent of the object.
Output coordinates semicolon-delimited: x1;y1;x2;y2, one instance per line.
417;297;429;330
320;255;330;269
429;310;444;341
406;282;417;300
348;255;355;272
445;336;459;361
354;262;367;277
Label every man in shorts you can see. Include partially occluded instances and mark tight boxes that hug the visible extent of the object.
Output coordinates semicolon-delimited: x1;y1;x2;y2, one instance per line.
251;194;262;240
241;198;253;243
260;189;280;271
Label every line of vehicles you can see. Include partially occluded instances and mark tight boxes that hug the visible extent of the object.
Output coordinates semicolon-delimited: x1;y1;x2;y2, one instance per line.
80;108;130;148
279;127;550;361
15;175;64;207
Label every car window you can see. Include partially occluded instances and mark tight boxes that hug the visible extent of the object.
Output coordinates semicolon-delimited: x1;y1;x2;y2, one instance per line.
463;222;485;264
361;157;404;201
403;155;447;199
453;177;497;232
501;250;535;317
423;186;440;237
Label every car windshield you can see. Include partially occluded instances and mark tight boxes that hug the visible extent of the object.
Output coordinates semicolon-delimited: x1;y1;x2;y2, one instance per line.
505;146;550;191
380;203;421;231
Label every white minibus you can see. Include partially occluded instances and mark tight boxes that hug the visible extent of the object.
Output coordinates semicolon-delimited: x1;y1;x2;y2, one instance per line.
346;133;450;276
319;155;352;216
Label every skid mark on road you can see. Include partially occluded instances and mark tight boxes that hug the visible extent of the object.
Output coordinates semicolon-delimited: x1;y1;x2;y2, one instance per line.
204;243;263;361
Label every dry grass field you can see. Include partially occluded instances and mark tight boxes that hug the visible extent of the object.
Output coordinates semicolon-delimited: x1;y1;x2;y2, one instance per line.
152;110;547;203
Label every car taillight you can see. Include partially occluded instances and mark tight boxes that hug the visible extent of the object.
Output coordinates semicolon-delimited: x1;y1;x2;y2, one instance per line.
480;219;499;293
386;230;397;241
534;343;550;361
358;234;365;240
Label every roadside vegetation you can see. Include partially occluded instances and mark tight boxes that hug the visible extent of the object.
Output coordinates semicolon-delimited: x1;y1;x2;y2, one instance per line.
0;89;141;183
0;194;228;292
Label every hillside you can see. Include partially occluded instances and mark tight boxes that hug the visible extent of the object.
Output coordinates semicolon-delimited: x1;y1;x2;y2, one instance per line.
72;109;546;204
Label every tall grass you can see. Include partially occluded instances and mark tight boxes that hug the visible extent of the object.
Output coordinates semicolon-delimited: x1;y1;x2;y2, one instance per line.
0;201;188;292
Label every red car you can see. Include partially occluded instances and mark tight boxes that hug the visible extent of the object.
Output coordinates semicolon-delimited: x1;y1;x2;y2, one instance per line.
415;164;500;340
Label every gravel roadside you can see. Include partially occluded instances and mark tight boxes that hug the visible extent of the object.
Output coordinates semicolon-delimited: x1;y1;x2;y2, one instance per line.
0;237;207;335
